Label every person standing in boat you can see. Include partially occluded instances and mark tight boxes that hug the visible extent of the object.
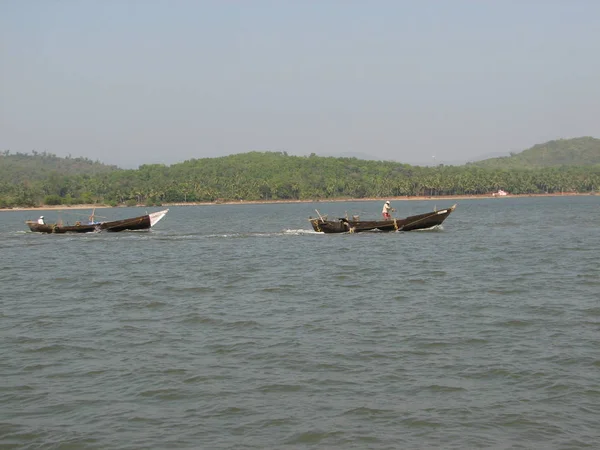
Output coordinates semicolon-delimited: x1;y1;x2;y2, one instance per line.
382;201;395;219
37;215;45;224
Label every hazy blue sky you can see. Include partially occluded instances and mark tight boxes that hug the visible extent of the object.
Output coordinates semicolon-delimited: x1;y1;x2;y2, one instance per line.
2;1;600;168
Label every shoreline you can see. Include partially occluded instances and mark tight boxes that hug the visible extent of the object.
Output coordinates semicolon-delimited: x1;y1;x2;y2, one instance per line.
1;192;594;212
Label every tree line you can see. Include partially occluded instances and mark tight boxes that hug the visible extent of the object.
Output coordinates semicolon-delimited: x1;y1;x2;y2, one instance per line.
2;151;600;208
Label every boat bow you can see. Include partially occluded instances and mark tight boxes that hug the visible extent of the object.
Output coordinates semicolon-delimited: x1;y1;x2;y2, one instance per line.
149;209;169;227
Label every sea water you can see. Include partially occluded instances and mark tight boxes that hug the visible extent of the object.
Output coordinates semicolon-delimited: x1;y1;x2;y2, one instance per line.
1;197;599;449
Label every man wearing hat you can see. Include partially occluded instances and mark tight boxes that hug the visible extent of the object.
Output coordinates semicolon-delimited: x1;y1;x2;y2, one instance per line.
37;215;45;224
382;201;395;219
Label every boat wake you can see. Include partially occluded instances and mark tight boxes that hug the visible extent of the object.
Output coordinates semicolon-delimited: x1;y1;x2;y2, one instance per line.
413;225;444;232
283;229;321;235
164;229;322;239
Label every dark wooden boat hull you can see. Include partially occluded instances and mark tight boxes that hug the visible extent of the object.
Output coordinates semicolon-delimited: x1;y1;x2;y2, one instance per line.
25;209;169;234
310;204;456;233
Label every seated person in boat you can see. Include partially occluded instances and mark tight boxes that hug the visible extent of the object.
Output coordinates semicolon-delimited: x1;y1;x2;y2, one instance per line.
37;216;45;224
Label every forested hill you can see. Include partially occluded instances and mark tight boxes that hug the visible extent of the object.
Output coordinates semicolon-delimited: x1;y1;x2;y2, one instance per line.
0;151;119;184
469;137;600;169
2;146;600;208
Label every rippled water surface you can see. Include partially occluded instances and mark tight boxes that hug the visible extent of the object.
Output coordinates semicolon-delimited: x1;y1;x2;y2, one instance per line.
1;197;599;449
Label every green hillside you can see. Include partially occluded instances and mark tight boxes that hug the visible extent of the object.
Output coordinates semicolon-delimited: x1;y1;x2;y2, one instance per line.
470;137;600;169
2;146;600;208
0;150;119;184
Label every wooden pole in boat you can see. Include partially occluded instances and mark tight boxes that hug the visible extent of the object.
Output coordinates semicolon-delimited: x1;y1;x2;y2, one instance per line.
89;207;96;223
315;209;325;221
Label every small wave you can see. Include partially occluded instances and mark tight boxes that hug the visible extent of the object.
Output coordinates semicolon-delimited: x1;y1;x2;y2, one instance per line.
210;341;258;355
183;374;223;384
260;286;294;292
179;314;225;326
1;384;34;392
83;369;108;376
559;246;594;252
143;300;166;309
577;280;600;287
89;280;119;287
258;383;304;393
486;288;528;295
182;315;261;329
495;319;533;327
24;344;66;353
401;417;443;428
167;286;215;294
495;221;521;228
583;307;600;316
462;367;521;379
462;338;489;345
357;351;395;360
138;388;187;400
428;270;447;277
525;305;565;317
226;320;262;329
12;336;44;344
250;416;298;428
128;416;163;424
47;371;81;380
418;341;453;349
583;388;600;396
283;430;345;445
32;319;56;327
496;416;550;429
312;362;354;372
162;368;188;375
210;406;250;417
23;363;60;371
51;276;73;282
544;383;571;393
424;384;467;392
342;406;395;417
332;274;352;280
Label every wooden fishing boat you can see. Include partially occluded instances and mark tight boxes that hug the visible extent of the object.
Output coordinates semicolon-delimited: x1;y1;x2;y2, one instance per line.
25;209;169;234
309;204;456;233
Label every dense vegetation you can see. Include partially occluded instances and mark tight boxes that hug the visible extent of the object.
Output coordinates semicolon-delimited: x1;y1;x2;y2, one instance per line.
0;150;118;182
0;151;120;207
470;137;600;169
2;138;600;208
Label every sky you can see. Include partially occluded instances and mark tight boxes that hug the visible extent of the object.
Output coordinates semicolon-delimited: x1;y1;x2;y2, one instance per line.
2;1;600;168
